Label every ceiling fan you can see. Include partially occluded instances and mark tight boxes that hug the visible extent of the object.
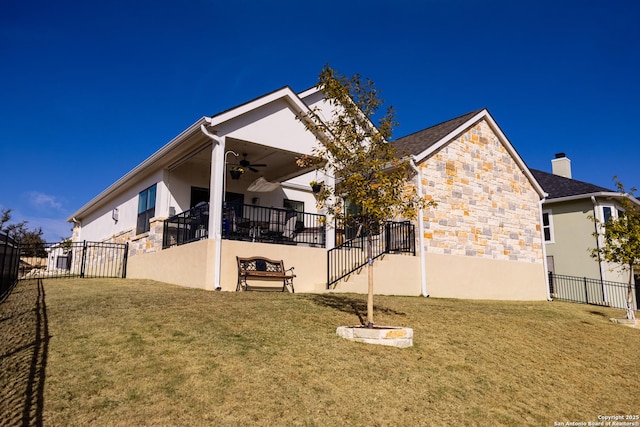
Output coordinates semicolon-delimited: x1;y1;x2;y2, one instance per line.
239;153;267;172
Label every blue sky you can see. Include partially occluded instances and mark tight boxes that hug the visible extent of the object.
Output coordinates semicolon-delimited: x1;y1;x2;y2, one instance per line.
1;0;639;241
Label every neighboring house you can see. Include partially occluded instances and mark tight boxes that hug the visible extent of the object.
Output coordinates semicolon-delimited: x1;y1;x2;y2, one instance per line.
68;88;549;300
531;154;640;286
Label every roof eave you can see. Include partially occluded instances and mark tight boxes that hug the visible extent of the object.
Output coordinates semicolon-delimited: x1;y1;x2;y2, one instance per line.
66;117;208;222
543;192;640;205
413;109;546;199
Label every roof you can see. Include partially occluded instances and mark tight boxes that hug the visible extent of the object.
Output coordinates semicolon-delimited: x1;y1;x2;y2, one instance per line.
529;169;614;200
392;108;546;198
67;86;318;222
393;109;483;156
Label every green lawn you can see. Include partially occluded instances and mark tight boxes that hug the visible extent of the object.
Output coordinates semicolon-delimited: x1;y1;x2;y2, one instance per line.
2;278;639;426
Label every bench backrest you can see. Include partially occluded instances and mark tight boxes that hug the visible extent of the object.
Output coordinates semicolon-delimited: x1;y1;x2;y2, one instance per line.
237;256;284;273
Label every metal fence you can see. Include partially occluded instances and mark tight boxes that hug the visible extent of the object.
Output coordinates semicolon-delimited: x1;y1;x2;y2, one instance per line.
16;241;128;281
549;273;639;311
163;202;326;249
0;232;21;300
327;221;416;288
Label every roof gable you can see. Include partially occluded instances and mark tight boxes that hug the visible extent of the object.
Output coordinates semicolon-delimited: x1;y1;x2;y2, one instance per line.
393;109;545;198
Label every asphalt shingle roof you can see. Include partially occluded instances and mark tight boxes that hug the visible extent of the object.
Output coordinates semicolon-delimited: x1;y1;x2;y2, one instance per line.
392;109;483;156
530;168;614;200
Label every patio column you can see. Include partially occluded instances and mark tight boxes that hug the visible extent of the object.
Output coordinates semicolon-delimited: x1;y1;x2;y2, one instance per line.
201;122;225;290
209;136;225;242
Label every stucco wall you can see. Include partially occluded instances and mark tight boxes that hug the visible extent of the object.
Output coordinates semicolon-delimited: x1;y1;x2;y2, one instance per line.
330;254;422;296
425;253;548;300
128;238;327;292
73;171;164;243
219;239;327;292
127;239;215;289
544;200;600;279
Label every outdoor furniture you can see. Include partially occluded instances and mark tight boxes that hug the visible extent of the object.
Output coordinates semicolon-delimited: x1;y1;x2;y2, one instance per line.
236;256;295;292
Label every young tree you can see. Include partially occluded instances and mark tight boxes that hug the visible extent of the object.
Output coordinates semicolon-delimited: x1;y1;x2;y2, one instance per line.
0;208;47;256
299;65;433;327
590;178;640;323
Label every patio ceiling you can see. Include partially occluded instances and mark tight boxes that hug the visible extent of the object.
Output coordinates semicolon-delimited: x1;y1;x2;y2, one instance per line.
175;137;317;183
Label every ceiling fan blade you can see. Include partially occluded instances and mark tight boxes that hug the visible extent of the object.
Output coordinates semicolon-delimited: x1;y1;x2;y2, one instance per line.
249;166;259;173
251;164;267;167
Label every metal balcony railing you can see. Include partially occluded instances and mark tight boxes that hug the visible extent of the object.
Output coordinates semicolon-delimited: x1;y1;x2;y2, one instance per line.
163;203;326;249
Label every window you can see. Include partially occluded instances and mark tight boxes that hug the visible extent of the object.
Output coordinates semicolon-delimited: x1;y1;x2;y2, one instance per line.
56;255;69;270
542;210;554;243
283;199;304;221
601;204;623;224
137;184;157;234
190;187;209;208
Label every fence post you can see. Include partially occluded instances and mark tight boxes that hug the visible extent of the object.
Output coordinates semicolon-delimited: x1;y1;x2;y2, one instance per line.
384;222;390;254
583;277;588;303
122;243;129;278
80;240;88;278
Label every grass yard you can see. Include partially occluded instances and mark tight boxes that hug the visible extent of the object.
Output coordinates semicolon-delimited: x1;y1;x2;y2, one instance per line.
2;278;639;426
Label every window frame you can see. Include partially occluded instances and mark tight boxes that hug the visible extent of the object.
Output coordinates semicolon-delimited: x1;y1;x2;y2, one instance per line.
542;209;554;243
136;184;157;235
600;203;623;224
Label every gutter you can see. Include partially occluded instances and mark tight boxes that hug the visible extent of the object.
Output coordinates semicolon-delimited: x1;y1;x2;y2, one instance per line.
590;196;607;301
409;157;428;297
539;199;552;301
201;123;224;291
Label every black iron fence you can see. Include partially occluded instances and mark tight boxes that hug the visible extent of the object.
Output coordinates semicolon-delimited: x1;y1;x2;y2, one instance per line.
327;221;415;288
16;241;128;281
549;273;639;311
0;232;21;300
163;203;326;249
163;203;210;248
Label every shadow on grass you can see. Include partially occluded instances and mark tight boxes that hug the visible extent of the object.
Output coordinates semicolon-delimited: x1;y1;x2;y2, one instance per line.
307;294;407;325
0;278;49;426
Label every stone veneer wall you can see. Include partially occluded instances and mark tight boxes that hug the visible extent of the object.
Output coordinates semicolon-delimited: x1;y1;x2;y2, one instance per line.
72;217;165;257
417;119;542;263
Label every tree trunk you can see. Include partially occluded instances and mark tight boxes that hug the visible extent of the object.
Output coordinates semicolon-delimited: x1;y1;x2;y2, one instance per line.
366;235;374;327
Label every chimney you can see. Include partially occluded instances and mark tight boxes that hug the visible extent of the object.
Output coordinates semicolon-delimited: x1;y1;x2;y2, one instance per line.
551;152;572;179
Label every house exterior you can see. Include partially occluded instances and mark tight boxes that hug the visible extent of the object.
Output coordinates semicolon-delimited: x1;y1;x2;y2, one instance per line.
531;154;640;289
388;109;549;300
68;88;549;300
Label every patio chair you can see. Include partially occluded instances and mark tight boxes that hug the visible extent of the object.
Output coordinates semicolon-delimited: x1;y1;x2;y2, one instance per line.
282;216;297;240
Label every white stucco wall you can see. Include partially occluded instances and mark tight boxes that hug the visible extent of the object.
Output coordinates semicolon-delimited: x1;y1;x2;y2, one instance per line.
75;171;165;242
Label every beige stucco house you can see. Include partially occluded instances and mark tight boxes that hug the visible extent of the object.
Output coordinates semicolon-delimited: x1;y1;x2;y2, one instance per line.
68;87;549;300
531;154;640;308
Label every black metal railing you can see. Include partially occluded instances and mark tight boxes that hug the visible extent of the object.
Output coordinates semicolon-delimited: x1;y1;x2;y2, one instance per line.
17;241;128;280
385;221;416;255
0;232;21;300
549;273;639;311
163;203;210;249
224;203;325;247
327;221;415;288
163;203;326;249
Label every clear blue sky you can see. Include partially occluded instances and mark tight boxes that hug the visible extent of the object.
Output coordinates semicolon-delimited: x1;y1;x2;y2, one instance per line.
2;0;639;241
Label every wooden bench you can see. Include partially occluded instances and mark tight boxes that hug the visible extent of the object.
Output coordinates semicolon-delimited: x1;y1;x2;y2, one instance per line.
236;256;295;292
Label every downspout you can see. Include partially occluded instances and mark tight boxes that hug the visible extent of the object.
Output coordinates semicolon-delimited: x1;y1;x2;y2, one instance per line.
591;196;607;302
538;200;552;301
409;157;428;297
201;123;224;291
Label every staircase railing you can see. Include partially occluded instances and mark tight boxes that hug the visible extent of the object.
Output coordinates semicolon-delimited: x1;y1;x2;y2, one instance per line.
327;221;415;289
